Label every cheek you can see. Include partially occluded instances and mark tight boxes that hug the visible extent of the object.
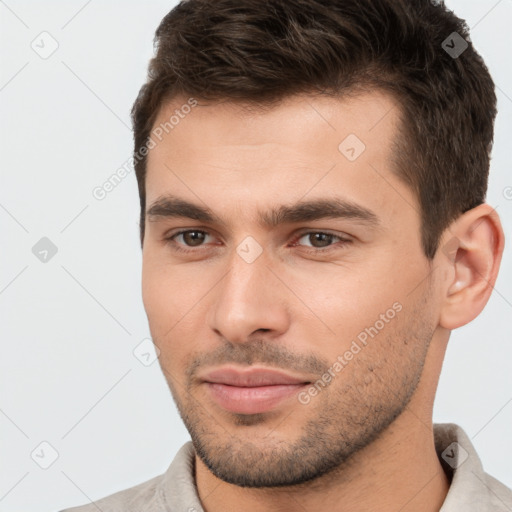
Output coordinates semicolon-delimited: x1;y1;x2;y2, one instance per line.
287;267;397;331
141;258;189;343
141;258;210;362
291;259;423;361
142;250;195;319
141;270;186;380
141;260;166;324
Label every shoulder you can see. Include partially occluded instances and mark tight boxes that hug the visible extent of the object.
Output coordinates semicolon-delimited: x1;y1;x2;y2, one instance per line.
58;472;166;512
480;472;512;511
434;422;512;511
58;442;198;512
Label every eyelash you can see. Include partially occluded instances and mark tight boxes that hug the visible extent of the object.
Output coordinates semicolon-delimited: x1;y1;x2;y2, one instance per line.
164;229;352;255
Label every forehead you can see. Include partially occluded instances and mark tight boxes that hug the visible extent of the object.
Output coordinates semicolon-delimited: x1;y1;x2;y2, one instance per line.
144;91;415;227
149;90;401;156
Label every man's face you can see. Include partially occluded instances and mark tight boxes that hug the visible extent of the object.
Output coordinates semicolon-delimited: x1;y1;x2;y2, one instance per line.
142;92;440;486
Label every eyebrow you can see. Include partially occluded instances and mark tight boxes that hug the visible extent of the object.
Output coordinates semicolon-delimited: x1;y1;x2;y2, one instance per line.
146;194;380;228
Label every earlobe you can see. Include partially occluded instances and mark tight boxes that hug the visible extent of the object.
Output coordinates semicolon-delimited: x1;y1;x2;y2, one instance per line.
438;204;504;330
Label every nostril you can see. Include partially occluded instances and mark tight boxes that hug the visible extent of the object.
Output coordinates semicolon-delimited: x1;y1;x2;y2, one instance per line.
252;328;273;336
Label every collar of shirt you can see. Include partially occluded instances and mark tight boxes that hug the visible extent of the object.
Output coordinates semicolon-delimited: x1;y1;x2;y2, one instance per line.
159;423;512;511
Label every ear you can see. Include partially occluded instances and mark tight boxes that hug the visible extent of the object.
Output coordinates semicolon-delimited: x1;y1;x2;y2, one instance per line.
438;203;504;330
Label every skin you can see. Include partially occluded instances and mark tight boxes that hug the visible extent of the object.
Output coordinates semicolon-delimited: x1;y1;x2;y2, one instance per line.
141;91;504;512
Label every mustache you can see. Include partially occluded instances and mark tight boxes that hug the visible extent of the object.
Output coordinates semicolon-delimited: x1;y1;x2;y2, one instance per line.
185;339;329;383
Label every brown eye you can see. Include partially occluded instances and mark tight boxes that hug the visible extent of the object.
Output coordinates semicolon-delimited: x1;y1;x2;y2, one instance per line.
171;229;208;247
179;230;207;246
307;233;336;248
297;232;343;249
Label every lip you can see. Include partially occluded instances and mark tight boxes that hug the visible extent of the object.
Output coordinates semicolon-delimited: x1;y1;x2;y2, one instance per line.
200;366;311;415
201;367;310;387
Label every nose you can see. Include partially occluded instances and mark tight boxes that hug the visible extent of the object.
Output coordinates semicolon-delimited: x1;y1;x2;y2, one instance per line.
207;245;291;344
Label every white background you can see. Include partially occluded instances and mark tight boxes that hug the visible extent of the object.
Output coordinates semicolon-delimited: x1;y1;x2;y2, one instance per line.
1;1;511;510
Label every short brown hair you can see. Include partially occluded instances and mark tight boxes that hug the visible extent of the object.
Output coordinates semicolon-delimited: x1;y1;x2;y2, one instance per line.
131;0;497;259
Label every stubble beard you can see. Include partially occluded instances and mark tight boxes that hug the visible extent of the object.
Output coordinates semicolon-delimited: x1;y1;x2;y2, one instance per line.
166;314;434;488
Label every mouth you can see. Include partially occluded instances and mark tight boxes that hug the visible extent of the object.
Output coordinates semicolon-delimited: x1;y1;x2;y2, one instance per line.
199;366;312;415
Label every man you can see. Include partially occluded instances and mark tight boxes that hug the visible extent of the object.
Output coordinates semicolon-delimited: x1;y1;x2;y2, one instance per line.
62;0;512;510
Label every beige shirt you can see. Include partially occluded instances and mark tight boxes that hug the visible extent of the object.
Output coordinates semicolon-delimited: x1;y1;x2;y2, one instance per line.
60;423;512;511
